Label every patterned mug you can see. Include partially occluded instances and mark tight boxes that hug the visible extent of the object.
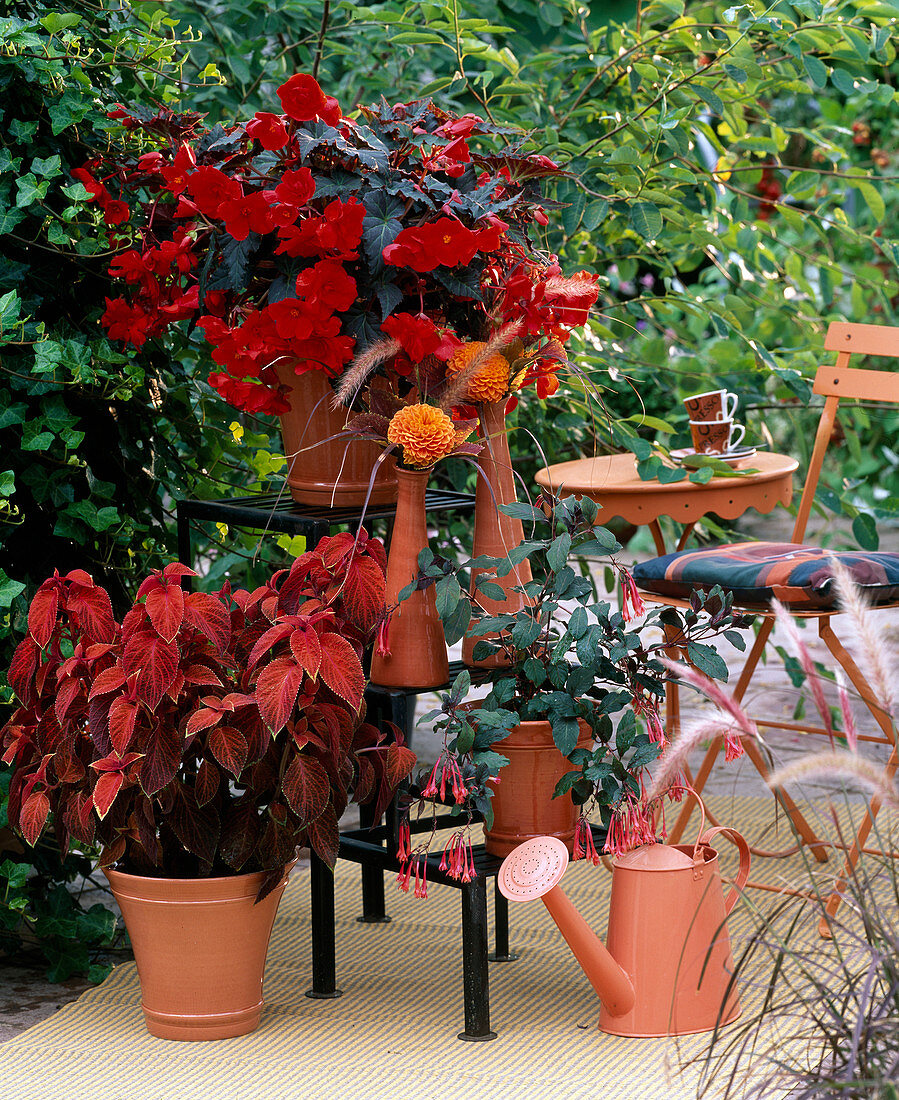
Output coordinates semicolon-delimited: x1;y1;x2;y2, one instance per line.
689;418;746;455
683;389;738;422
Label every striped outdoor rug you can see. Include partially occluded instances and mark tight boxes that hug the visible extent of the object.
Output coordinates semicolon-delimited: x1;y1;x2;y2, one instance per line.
1;793;891;1100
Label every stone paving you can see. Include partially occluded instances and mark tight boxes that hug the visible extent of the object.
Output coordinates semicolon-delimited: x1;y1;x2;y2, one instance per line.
2;510;897;1043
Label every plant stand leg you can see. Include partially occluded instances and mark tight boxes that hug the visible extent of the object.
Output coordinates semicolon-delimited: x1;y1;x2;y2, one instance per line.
458;878;497;1041
489;879;518;962
357;797;391;924
306;849;342;1000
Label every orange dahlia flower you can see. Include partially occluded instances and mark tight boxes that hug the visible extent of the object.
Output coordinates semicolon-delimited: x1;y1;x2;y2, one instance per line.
445;342;510;404
387;403;458;468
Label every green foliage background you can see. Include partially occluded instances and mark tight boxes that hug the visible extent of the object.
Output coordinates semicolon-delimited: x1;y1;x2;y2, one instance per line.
2;0;898;978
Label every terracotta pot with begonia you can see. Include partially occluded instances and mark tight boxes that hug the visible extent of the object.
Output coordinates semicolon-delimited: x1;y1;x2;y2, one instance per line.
91;73;597;507
1;533;414;1038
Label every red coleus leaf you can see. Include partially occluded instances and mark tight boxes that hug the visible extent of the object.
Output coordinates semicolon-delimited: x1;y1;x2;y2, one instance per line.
19;790;50;846
195;759;220;807
90;751;143;773
219;798;261;871
8;636;40;706
281;754;329;823
28;582;59;648
183;591;231;654
168;784;220;866
248;621;294;667
92;770;124;820
122;630;179;711
386;742;417;790
108;697;139;754
183;663;223;687
162;563;197;581
145;581;185;643
317;632;364;712
67;581;116;643
88;664;127;699
54;676;84;726
185;704;225;737
255;657;305;734
340;553;387;632
289;627;322;679
139;722;182;796
208;725;248;778
306;802;339;868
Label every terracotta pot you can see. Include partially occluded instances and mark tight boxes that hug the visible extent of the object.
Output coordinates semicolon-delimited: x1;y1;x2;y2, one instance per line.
462;400;532;667
275;363;396;507
369;466;448;689
104;864;293;1041
485;719;593;857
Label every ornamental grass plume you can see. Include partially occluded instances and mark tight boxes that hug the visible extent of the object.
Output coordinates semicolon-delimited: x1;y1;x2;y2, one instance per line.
830;556;897;718
768;750;899;812
771;598;835;742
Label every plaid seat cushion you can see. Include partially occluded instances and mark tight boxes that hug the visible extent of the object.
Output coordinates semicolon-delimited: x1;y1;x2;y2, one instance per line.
632;542;899;609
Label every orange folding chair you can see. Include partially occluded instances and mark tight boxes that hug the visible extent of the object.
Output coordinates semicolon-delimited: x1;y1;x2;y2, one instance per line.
632;322;899;923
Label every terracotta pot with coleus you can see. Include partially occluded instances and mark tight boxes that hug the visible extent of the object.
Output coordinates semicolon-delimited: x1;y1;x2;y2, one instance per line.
392;487;738;887
1;532;414;1039
90;73;598;505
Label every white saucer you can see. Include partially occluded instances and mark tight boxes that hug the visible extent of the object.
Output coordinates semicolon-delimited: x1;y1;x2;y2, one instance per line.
670;446;757;469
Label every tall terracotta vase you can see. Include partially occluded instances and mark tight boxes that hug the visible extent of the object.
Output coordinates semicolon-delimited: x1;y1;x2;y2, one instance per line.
275;363;396;507
462;400;533;666
485;719;593;857
369;467;449;690
104;864;294;1041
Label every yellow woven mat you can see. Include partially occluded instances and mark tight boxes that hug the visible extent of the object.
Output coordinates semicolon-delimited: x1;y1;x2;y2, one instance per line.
0;794;887;1100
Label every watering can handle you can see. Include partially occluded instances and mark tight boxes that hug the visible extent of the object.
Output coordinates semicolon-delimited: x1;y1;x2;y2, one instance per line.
697;827;751;915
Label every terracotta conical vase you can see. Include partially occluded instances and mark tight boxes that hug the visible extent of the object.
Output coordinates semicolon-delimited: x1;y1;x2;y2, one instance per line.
274;363;396;507
462;400;532;667
484;719;593;856
369;466;449;690
104;864;293;1041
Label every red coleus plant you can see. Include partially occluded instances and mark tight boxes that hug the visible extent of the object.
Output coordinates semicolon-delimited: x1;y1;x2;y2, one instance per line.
90;72;598;419
1;532;414;895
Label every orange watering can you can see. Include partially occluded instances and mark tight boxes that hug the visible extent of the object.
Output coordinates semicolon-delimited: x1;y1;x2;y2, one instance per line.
497;822;750;1037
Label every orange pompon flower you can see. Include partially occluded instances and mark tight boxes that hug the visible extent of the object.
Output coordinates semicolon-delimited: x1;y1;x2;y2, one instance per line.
387;403;458;468
445;341;510;403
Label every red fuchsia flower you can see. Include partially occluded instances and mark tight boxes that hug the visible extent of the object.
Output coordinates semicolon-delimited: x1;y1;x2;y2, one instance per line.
246;111;289;150
620;570;645;622
631;691;666;747
395;859;413;893
603;789;656;858
572;815;601;865
413;858;428;899
441;830;477;882
375;615;391;657
274;167;316;209
723;730;744;763
396;817;411;861
381;312;442;361
382;217;504;272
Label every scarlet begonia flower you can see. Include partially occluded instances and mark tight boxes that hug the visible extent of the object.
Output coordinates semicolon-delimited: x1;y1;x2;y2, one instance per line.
290;333;355;377
275;198;364;259
208;372;291;416
107;250;148;285
380;312;442;362
383;217;504;272
102;199;130;226
71;167;108;203
219;191;280;241
186;166;242;219
295;259;357;313
160;145;197;197
137;151;164;172
246;111;289;151
277;74;328;122
265;299;334;342
274;167;315;209
101;298;152;348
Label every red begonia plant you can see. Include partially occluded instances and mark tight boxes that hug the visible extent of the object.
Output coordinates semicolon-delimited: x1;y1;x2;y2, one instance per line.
1;531;414;896
89;73;598;418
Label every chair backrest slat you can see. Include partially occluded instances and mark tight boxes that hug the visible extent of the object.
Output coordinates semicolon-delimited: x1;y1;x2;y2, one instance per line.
824;322;899;357
813;363;899;402
791;321;899;543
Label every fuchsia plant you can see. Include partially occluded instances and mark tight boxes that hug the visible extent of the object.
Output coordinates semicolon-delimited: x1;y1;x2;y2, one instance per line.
2;531;414;894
